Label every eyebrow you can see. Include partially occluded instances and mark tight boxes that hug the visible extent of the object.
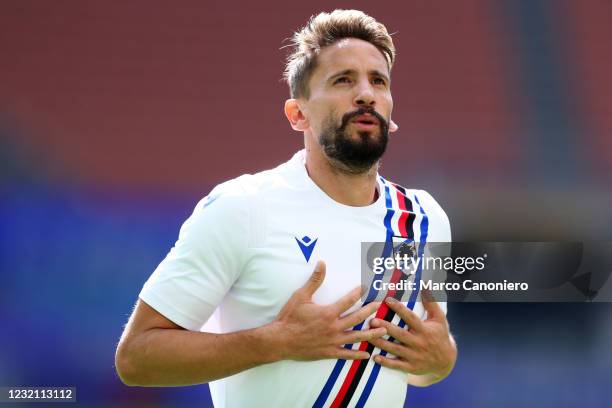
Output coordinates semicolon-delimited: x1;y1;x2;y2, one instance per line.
327;69;390;84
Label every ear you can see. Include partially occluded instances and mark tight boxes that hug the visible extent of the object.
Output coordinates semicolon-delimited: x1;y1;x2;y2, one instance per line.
389;119;399;133
284;99;309;132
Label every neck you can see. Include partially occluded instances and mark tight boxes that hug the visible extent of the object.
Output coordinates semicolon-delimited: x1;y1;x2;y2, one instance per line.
303;143;379;207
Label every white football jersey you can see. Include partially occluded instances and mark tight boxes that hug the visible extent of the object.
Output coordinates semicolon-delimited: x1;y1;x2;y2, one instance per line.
139;150;451;408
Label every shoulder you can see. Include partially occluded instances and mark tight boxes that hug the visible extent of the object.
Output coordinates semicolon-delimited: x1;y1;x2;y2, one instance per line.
414;189;451;242
186;157;297;244
197;155;297;207
413;190;448;221
191;177;249;222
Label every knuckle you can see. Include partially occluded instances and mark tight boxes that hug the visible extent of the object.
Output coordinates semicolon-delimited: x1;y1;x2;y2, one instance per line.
324;309;337;321
364;311;376;320
343;332;359;343
363;331;376;341
294;288;308;300
373;328;385;338
368;328;382;338
352;312;366;324
310;274;323;285
385;343;398;355
384;359;397;368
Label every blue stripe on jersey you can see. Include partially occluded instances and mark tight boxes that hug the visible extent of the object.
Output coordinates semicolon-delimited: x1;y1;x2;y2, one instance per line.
312;177;396;408
355;191;430;408
414;194;429;246
312;351;348;408
365;179;395;303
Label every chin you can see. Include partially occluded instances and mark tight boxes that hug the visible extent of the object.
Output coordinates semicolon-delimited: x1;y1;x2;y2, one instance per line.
349;129;380;142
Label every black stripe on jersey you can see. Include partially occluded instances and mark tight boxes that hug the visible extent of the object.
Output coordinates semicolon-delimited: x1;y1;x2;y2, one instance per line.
392;183;416;241
338;273;410;408
394;184;414;212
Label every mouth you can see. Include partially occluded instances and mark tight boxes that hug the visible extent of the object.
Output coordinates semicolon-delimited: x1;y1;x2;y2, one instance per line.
351;114;380;130
352;114;380;125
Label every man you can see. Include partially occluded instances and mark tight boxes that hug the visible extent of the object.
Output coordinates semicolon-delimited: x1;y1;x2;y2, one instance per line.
116;9;456;408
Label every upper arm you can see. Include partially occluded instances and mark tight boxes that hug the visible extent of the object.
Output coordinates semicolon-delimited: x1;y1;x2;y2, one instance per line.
117;299;183;355
123;299;184;338
115;298;183;380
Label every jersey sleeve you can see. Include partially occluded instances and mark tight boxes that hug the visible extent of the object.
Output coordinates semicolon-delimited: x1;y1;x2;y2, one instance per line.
415;189;452;317
139;181;249;331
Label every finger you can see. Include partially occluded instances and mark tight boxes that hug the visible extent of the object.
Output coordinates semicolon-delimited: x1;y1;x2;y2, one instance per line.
384;298;423;332
369;318;420;347
333;348;371;360
373;354;413;372
338;301;381;329
421;289;444;321
369;338;411;358
339;327;387;345
331;286;362;315
300;260;326;298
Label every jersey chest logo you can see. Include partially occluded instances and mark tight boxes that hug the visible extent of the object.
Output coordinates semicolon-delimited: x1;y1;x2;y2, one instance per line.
295;235;318;262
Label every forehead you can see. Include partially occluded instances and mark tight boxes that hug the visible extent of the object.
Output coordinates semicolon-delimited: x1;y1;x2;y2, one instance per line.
313;38;390;80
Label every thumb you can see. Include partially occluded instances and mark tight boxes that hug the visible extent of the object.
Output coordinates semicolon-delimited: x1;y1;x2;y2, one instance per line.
300;260;326;298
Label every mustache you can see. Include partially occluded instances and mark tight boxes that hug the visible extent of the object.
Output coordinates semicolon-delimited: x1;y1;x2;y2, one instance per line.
339;107;389;131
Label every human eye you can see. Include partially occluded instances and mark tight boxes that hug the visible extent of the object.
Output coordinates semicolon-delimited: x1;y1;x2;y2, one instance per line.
333;76;351;85
372;77;387;86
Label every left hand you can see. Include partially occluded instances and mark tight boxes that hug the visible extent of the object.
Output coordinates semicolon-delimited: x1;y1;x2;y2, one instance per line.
368;290;457;381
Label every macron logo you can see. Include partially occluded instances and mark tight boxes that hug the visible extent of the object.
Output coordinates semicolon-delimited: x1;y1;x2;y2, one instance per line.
295;235;318;262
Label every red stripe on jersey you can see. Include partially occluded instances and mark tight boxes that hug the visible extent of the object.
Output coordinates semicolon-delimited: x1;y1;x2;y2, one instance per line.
397;212;408;238
394;185;408;211
393;183;409;238
329;267;404;408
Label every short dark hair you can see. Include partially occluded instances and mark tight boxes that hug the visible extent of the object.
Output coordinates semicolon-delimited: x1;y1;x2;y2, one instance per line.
283;9;396;99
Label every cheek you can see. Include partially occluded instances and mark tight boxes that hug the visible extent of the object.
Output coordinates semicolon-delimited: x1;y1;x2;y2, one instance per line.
306;109;324;133
308;100;337;130
381;94;393;115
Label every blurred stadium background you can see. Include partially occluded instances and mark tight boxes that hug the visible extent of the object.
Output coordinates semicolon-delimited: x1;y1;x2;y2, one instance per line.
1;1;611;407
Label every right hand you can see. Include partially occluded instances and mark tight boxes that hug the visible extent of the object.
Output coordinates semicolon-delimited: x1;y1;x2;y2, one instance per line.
272;260;386;361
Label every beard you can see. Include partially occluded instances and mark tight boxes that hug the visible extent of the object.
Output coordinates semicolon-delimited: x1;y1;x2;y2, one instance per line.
318;107;389;174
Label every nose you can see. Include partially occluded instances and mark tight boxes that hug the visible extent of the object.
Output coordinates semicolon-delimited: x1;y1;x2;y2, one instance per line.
353;80;375;108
